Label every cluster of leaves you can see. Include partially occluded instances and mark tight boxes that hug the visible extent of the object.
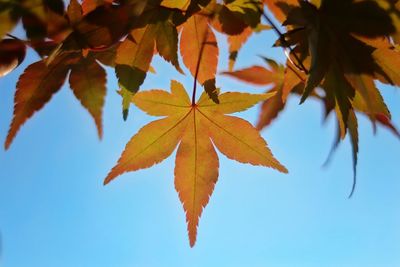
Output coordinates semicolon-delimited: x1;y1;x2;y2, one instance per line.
1;0;400;246
225;0;400;196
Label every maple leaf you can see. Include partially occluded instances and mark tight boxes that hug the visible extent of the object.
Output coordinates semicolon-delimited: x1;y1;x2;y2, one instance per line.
47;0;147;65
5;54;75;149
5;52;107;149
272;1;400;181
46;0;151;120
280;0;396;103
104;80;287;247
223;58;305;129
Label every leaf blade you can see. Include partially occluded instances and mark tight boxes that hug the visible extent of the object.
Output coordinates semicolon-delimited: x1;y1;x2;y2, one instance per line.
199;111;287;173
132;80;191;116
104;114;190;185
198;91;274;114
5;59;70;149
175;110;219;247
69;57;107;138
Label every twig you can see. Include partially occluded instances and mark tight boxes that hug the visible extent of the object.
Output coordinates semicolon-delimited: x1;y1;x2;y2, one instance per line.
251;1;309;74
6;34;21;41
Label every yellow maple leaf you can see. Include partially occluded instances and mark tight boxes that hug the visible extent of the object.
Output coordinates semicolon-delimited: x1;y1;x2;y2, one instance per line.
104;80;287;247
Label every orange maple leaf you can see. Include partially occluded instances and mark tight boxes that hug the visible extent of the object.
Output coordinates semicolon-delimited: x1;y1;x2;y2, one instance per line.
104;80;288;246
222;58;305;130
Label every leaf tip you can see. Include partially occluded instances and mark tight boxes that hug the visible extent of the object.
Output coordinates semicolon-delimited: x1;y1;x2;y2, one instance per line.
348;154;358;199
104;168;120;186
188;223;197;248
103;174;113;186
270;157;289;174
4;140;11;151
348;172;357;199
299;95;307;105
268;159;289;174
97;125;104;140
4;124;17;151
279;165;289;174
123;109;129;121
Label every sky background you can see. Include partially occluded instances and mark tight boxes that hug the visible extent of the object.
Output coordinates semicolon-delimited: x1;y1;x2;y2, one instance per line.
0;12;400;267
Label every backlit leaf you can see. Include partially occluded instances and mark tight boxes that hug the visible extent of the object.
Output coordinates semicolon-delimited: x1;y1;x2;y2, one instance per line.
175;110;219;247
198;91;274;114
105;80;286;246
104;115;189;184
201;111;287;171
5;55;77;149
222;58;303;129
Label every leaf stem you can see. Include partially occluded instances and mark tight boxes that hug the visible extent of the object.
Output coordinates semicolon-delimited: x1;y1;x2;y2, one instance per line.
6;34;21;40
191;26;209;105
252;1;309;74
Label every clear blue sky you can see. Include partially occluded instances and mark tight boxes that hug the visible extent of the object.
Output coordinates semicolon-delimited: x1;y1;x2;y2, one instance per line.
0;22;400;267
